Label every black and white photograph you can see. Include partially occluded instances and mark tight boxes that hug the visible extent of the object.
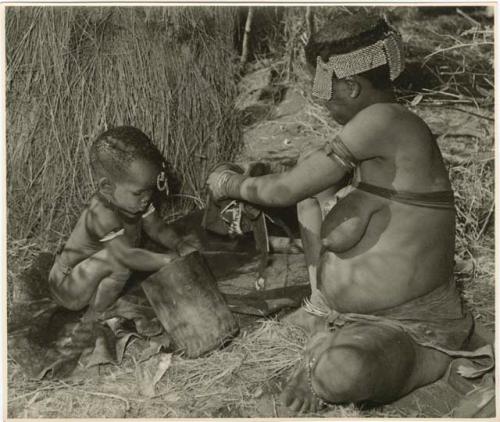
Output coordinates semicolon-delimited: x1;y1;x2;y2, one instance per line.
5;3;495;418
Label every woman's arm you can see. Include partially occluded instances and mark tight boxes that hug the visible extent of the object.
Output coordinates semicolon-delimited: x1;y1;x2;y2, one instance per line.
208;149;348;207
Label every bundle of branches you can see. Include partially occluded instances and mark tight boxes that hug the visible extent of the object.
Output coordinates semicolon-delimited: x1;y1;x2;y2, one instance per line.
7;6;242;247
393;7;493;107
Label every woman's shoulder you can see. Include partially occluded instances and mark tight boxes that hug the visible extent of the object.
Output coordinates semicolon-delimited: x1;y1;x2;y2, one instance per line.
354;102;408;125
352;103;431;142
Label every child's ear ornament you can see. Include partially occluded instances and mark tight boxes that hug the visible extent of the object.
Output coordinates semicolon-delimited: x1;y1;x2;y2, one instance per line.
157;163;169;196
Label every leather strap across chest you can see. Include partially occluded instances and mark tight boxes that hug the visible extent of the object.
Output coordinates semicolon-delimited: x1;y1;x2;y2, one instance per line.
354;181;455;210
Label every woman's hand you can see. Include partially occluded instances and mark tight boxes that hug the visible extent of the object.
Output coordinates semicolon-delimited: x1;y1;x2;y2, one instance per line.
206;166;245;202
176;238;199;256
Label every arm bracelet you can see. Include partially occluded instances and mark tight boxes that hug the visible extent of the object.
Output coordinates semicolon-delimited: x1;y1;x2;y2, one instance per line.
213;170;246;199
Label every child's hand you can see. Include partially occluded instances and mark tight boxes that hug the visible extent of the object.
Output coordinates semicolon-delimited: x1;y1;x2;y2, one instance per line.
176;238;199;256
163;252;179;264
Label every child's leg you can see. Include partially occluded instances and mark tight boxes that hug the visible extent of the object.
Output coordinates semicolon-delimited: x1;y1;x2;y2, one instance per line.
89;271;130;312
49;249;131;311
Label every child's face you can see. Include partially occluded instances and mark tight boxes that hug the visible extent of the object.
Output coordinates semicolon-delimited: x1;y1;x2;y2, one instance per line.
110;159;159;215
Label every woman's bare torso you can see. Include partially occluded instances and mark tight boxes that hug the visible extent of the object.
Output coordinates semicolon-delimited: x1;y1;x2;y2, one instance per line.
318;106;455;314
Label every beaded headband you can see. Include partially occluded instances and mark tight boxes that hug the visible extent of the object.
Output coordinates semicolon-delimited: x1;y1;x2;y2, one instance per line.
312;31;404;100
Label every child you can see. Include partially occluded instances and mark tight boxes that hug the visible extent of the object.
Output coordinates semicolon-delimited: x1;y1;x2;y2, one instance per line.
49;126;197;316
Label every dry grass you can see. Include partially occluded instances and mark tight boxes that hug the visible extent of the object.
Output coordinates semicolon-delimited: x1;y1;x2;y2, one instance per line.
8;320;309;418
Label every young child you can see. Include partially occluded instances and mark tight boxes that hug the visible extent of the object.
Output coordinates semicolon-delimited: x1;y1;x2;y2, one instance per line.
49;126;197;316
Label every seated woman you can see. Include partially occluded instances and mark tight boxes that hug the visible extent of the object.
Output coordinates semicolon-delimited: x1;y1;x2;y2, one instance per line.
207;11;487;413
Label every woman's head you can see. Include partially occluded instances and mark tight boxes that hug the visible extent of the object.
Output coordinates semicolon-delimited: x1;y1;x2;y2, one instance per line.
304;11;404;123
90;126;165;214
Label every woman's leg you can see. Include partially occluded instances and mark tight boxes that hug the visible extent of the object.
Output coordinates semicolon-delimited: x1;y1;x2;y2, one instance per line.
282;322;451;412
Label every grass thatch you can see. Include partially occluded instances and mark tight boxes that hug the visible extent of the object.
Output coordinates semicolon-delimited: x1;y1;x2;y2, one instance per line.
7;6;243;247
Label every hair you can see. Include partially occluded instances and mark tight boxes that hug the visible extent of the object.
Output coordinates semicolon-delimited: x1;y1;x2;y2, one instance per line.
90;126;164;181
305;11;395;90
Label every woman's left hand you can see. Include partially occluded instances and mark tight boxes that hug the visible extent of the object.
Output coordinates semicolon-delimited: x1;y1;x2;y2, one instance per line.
176;238;200;256
206;166;239;201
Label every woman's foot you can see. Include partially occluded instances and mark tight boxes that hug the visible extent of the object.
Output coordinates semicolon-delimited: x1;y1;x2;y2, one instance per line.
281;358;321;414
282;306;326;333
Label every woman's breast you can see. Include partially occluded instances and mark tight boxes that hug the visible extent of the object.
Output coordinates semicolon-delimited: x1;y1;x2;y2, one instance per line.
318;200;455;313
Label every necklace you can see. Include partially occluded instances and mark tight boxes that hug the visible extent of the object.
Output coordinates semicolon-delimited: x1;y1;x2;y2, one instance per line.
94;191;143;224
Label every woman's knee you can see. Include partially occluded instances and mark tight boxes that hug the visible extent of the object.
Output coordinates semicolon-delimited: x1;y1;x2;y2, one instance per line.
310;344;372;404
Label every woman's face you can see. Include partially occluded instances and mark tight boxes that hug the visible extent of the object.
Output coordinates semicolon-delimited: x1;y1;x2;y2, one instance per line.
307;63;360;125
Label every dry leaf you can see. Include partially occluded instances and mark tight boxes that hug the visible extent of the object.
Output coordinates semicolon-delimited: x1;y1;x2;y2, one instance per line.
136;353;172;397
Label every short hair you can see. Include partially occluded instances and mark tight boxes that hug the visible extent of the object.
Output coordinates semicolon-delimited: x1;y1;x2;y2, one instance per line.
305;11;394;90
90;126;163;180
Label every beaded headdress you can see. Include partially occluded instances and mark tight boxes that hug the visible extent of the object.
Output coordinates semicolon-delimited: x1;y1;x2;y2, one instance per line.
312;27;404;100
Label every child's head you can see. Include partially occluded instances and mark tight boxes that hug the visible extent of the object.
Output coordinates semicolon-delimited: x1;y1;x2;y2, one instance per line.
304;11;404;122
90;126;165;214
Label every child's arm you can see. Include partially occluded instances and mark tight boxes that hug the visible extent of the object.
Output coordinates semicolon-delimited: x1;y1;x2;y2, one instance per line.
88;205;177;272
142;211;198;256
106;236;177;272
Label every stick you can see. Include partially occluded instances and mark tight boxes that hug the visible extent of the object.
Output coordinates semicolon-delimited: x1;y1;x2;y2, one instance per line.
272;394;278;417
59;382;131;411
306;7;315;37
456;8;480;27
240;7;254;66
476;201;494;240
421;103;494;121
424;42;493;63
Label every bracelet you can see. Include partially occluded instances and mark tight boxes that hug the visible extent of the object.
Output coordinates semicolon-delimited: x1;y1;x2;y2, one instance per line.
213;170;245;199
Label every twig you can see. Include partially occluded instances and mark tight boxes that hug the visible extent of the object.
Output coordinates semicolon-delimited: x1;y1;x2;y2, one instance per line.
272;394;278;417
240;7;254;66
451;107;493;121
10;380;85;402
169;193;205;209
422;103;494;121
424;42;493;63
10;385;63;402
476;201;494;240
58;381;131;411
456;8;481;27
